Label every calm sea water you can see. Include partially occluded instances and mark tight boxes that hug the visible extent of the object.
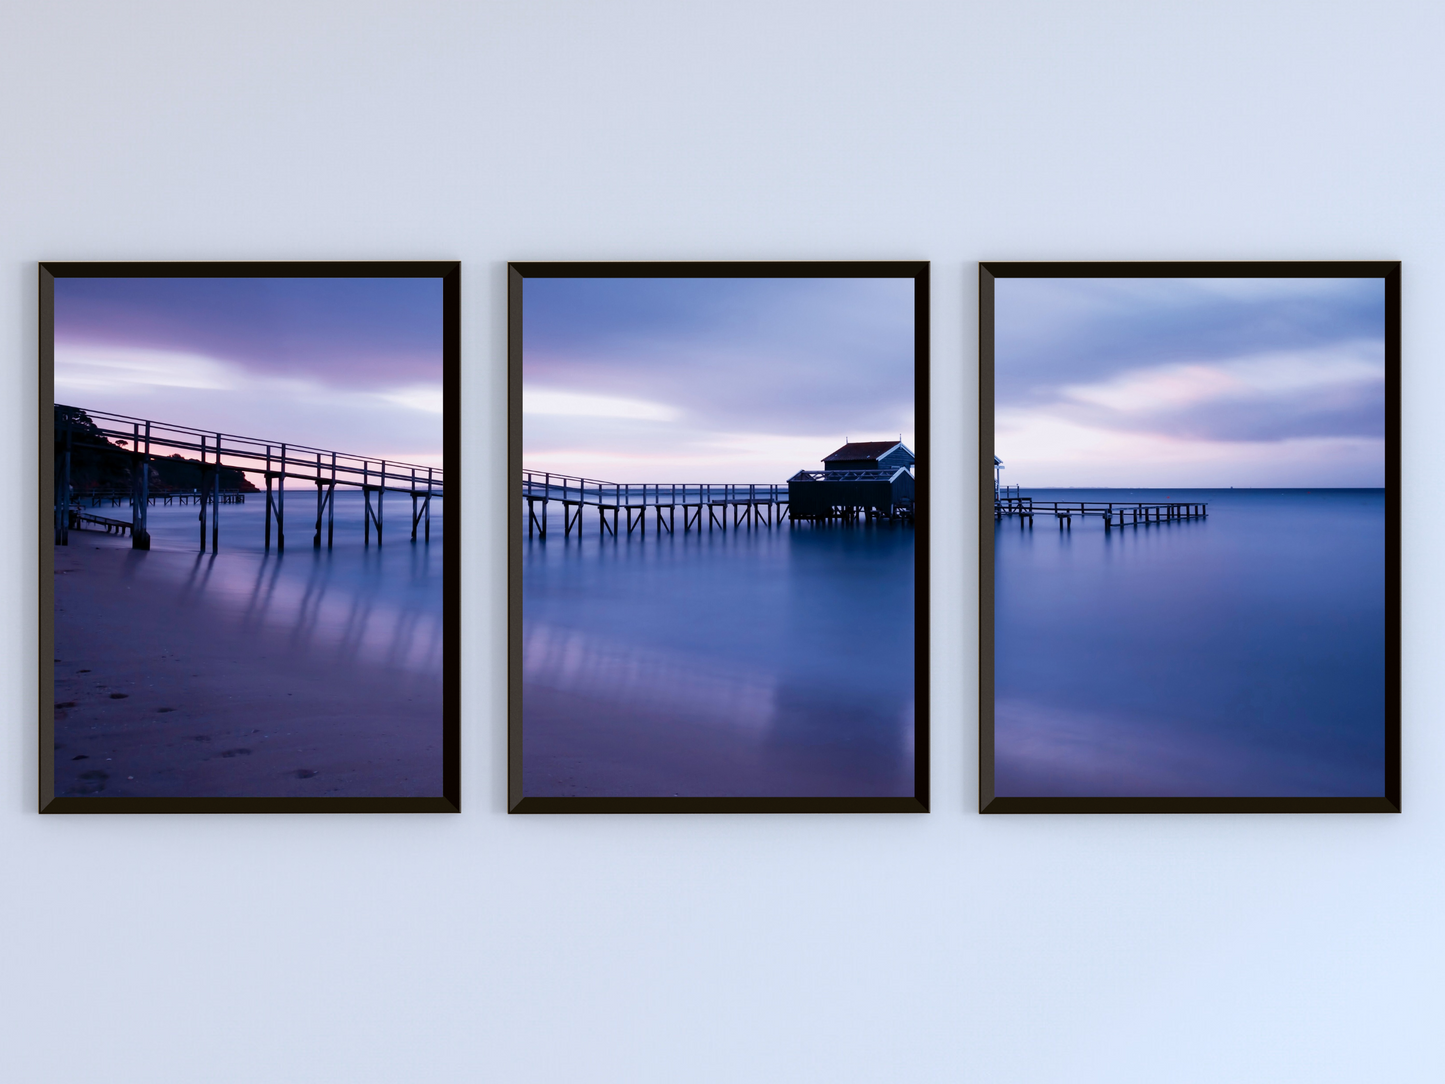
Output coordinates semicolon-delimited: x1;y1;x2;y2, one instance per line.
522;512;915;797
994;488;1386;797
70;489;444;676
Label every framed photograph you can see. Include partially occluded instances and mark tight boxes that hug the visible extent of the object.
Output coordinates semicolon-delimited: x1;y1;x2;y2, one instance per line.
509;261;928;812
40;261;459;812
980;261;1399;813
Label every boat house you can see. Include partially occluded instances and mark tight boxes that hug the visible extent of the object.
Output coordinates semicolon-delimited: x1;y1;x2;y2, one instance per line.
787;440;916;522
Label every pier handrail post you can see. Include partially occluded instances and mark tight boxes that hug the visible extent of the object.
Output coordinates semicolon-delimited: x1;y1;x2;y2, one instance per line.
264;445;273;552
363;461;370;545
212;432;221;552
329;452;337;548
131;421;150;550
198;434;208;552
140;422;151;543
315;452;324;549
379;459;385;546
56;412;71;545
278;443;286;552
425;464;431;542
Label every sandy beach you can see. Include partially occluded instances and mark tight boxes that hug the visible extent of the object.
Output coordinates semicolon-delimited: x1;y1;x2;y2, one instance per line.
52;540;443;798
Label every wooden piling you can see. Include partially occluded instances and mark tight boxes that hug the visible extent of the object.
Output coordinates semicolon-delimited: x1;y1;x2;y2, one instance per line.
277;443;287;552
198;435;208;552
314;451;324;549
211;433;221;552
264;445;273;552
56;414;71;545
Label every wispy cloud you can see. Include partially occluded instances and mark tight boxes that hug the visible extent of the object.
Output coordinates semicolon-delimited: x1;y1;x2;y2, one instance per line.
994;278;1385;487
55;345;238;393
523;386;679;422
53;278;444;462
376;384;444;415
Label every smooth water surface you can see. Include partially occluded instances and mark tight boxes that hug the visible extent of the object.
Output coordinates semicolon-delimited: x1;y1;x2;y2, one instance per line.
70;490;443;676
522;512;915;797
995;489;1385;797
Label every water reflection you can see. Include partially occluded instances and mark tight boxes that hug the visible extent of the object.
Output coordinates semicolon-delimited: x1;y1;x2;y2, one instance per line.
994;489;1385;797
84;503;443;678
521;507;915;797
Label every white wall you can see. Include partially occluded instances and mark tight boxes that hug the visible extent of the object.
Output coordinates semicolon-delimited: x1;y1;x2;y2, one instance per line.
3;2;1441;1081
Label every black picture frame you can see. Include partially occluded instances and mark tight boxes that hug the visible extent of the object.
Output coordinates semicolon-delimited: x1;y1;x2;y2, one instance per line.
509;261;930;813
40;261;460;813
979;260;1400;814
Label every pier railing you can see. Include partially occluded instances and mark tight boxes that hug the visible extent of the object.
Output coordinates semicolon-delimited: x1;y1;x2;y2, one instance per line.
522;469;790;539
790;468;906;483
522;470;788;507
55;405;443;553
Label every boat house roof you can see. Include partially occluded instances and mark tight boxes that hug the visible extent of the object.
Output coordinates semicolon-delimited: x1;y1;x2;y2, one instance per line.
823;441;914;464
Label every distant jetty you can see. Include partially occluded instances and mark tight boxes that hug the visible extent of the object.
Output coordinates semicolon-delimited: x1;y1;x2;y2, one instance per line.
523;441;918;539
993;457;1206;528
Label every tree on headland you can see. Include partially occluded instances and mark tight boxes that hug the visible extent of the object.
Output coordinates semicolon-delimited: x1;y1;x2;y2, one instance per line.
55;406;259;493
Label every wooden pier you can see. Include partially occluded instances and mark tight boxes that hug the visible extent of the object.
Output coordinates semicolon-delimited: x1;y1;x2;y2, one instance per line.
55;406;442;554
75;486;248;507
523;471;791;540
995;493;1207;528
68;510;133;536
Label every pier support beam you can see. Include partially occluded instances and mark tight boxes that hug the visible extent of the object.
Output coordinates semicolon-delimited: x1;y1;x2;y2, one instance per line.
277;443;287;552
211;433;221;553
131;422;151;550
264;448;273;552
55;414;71;545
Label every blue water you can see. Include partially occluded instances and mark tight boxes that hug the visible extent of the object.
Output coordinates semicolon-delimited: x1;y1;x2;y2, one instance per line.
72;489;444;677
522;511;915;797
994;489;1386;797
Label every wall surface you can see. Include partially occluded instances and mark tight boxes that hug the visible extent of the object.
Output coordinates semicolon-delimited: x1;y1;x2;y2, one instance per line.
2;2;1441;1081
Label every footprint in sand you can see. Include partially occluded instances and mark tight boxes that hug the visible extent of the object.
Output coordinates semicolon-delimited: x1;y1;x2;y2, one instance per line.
293;769;318;778
108;693;128;699
218;748;252;758
72;770;108;795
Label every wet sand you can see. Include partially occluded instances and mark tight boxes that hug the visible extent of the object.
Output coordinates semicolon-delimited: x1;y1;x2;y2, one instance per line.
523;683;913;798
52;542;443;798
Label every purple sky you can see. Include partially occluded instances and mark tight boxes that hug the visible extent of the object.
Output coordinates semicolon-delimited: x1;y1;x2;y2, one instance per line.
522;277;915;482
53;277;443;469
995;277;1386;487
